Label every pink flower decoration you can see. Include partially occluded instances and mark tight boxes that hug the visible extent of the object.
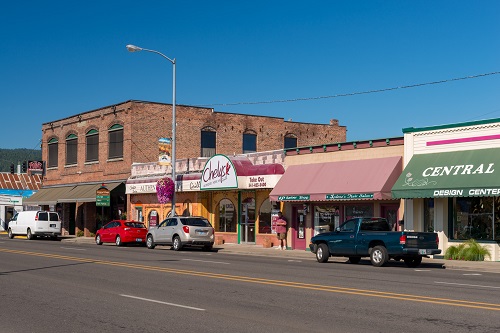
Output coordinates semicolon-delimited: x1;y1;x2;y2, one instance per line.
156;177;174;204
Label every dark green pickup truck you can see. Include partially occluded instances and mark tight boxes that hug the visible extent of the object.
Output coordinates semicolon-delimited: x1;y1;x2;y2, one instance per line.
309;217;441;267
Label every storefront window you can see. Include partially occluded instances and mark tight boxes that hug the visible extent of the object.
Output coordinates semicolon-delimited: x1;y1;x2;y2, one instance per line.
344;204;373;220
424;199;434;232
219;199;236;232
314;205;340;235
453;197;494;240
258;199;272;234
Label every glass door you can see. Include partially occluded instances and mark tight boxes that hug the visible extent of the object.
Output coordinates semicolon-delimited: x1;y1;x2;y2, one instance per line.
240;198;255;243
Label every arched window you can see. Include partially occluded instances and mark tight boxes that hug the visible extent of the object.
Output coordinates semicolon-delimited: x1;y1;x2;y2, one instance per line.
258;199;272;234
284;134;297;149
86;129;99;162
48;137;58;168
243;130;257;153
219;198;236;232
201;127;216;157
66;134;78;165
108;124;124;159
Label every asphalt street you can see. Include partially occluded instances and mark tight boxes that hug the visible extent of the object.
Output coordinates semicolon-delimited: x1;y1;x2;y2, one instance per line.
1;234;499;332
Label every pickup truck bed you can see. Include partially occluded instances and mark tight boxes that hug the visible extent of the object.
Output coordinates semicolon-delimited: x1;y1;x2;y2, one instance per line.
309;217;441;267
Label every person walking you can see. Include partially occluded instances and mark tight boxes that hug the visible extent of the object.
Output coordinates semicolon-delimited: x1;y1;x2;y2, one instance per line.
275;211;288;250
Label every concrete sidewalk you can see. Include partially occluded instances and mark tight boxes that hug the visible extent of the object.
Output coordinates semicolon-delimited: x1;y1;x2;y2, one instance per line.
58;235;500;273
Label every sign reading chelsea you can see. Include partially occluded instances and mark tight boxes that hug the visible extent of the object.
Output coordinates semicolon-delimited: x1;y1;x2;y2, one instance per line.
200;155;238;190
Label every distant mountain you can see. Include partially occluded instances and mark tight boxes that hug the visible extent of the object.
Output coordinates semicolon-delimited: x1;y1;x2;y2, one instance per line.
0;148;42;172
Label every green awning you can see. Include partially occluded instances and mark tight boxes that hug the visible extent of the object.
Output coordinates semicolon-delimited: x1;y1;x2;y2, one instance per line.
392;148;500;198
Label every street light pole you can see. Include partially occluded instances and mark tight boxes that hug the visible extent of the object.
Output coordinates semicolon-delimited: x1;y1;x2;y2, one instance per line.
126;44;176;216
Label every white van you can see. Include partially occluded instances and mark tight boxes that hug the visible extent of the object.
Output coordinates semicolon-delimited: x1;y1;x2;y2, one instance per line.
8;211;62;240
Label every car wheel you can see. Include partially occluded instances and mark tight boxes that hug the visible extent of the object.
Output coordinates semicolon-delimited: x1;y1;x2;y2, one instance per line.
203;244;213;252
95;235;102;245
370;245;388;267
27;228;34;240
316;244;330;263
115;235;122;246
349;256;361;264
7;228;14;239
404;256;422;268
172;236;182;251
146;235;155;249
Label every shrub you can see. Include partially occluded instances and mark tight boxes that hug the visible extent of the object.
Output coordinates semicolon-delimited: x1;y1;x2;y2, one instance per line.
445;239;491;261
76;230;84;237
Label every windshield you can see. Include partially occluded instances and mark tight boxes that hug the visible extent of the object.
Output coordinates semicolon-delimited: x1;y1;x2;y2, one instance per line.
183;218;212;227
124;222;146;228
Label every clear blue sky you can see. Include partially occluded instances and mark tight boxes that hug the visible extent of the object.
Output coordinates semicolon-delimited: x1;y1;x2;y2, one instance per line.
1;1;499;149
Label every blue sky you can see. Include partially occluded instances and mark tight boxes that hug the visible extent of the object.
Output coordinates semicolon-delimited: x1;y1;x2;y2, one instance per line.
1;1;499;150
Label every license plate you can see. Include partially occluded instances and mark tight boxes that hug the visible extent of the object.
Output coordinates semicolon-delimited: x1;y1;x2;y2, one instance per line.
50;224;56;228
419;249;428;255
196;231;207;235
136;238;142;242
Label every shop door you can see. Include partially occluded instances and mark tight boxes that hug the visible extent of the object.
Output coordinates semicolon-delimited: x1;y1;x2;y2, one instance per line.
381;204;399;231
240;199;255;243
291;206;307;250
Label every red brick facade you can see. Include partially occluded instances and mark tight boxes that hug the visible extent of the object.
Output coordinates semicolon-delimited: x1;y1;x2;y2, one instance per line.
41;100;346;186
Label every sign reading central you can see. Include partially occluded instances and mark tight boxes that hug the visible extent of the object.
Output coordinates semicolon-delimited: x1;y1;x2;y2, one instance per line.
200;155;238;190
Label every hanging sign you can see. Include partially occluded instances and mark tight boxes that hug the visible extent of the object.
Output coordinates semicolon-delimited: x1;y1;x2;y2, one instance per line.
96;185;110;207
158;138;172;166
200;155;238;190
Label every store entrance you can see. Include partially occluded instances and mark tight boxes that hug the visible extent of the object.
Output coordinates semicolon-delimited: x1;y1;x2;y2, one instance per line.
240;198;255;243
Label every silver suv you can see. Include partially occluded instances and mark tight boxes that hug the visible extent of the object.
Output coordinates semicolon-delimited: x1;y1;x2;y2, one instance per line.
146;216;215;251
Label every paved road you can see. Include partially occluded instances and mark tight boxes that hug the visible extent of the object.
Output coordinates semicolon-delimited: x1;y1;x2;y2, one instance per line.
1;235;499;332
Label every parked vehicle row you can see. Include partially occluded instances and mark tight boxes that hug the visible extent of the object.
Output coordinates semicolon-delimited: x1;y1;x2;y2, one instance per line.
95;216;215;251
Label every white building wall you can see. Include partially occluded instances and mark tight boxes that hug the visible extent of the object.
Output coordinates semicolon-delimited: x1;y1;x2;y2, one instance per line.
404;119;500;261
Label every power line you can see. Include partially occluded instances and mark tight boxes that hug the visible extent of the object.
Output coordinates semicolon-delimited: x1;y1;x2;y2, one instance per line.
198;71;500;107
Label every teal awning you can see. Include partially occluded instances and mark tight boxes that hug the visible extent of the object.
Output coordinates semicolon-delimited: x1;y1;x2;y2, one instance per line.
392;148;500;198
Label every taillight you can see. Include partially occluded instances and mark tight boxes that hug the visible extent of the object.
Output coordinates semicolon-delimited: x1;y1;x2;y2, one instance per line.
399;234;406;245
182;226;190;234
436;233;439;245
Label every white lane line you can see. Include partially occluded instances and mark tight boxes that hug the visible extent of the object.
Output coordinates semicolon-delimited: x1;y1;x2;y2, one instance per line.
288;260;302;262
414;269;431;272
463;273;482;276
435;281;500;289
60;247;86;251
120;294;205;311
182;258;230;265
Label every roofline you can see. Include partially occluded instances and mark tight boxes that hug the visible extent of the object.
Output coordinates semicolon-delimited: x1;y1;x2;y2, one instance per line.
402;117;500;134
42;100;345;127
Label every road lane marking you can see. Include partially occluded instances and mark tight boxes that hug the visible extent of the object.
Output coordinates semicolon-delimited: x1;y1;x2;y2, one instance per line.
288;260;302;262
414;269;431;272
463;273;482;276
182;259;230;265
2;247;500;312
60;247;86;251
120;294;205;311
435;281;500;289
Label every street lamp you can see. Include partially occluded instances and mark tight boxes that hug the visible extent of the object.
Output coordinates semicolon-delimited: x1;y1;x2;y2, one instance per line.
126;44;177;216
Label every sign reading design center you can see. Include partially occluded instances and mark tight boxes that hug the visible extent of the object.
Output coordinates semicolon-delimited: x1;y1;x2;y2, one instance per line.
201;155;238;190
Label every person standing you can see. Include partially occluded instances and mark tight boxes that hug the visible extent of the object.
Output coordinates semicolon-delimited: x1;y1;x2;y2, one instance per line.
275;211;288;250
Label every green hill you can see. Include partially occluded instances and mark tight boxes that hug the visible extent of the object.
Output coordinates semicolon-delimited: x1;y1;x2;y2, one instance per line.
0;148;42;172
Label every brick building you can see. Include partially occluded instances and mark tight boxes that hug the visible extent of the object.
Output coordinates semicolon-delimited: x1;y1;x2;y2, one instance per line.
25;100;346;236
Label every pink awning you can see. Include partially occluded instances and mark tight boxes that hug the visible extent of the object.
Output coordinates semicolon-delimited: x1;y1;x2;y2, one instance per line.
269;156;402;201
